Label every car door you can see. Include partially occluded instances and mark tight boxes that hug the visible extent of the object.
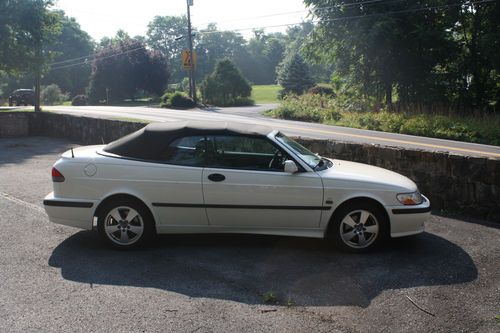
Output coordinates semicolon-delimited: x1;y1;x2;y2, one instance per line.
202;135;324;229
148;135;208;227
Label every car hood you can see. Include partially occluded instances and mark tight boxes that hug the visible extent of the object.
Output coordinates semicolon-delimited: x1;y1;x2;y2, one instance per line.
318;159;417;192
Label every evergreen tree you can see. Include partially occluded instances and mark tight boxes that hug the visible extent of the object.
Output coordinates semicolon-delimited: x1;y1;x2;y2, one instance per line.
276;53;313;95
200;59;252;106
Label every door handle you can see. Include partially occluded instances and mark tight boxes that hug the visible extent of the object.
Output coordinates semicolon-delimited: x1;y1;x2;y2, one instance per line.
208;173;225;182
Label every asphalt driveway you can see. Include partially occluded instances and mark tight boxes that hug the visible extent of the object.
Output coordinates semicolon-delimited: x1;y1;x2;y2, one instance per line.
0;137;498;332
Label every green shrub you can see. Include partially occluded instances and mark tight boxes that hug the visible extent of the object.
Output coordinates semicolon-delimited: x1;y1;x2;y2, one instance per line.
228;97;255;106
262;291;277;304
165;84;178;93
180;77;190;94
170;92;195;108
271;93;335;123
378;112;405;133
308;85;335;97
41;84;68;105
160;92;196;109
71;95;88;106
268;93;500;145
277;89;286;100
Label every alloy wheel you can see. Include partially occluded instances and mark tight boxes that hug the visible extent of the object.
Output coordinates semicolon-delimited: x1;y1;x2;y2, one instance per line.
104;206;144;245
339;209;379;249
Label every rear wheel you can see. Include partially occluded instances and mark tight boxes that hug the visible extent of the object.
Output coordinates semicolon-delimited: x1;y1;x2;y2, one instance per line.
329;201;387;253
97;198;155;249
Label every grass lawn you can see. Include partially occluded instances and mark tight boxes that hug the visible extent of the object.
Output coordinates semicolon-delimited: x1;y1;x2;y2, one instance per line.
0;107;33;112
251;85;281;104
109;116;150;123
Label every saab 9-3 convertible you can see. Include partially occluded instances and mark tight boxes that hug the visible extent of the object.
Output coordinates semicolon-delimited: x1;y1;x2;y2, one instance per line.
43;121;431;252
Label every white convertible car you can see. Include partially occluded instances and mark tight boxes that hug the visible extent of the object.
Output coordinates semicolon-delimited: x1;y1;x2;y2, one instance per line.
43;121;431;252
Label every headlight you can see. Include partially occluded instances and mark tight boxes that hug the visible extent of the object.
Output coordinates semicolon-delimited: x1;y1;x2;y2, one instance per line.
397;191;423;205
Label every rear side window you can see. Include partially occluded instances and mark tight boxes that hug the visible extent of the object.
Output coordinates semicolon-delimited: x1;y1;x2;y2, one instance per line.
157;136;207;166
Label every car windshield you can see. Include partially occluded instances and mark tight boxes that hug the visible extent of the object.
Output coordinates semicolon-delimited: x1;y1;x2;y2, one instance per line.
275;132;322;169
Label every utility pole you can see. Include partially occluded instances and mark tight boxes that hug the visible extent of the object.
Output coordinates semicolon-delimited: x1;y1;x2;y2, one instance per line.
186;0;197;103
34;47;41;112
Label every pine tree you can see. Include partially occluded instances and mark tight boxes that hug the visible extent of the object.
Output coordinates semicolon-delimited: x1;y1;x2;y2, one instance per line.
200;59;252;106
276;53;314;94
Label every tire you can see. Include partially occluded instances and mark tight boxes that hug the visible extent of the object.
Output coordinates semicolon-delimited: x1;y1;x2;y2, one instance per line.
328;201;388;253
97;198;155;250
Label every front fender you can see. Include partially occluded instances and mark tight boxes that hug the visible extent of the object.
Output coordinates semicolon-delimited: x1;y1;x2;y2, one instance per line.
320;190;392;231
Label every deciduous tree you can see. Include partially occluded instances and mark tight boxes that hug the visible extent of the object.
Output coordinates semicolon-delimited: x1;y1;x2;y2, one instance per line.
89;35;169;103
42;11;94;96
146;16;188;83
0;0;61;75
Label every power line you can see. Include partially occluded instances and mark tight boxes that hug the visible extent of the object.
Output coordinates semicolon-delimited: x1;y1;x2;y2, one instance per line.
53;0;395;25
50;31;182;67
195;0;495;36
193;0;405;27
50;45;146;71
48;0;495;71
50;40;144;66
45;0;441;67
311;0;497;23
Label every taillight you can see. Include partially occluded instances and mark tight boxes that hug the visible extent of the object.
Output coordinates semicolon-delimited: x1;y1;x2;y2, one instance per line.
52;167;65;182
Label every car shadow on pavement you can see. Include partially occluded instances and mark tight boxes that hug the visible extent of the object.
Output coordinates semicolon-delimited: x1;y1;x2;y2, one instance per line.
48;231;477;307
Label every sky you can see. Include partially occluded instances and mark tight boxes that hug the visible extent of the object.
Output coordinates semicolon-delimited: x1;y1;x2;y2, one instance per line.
53;0;310;41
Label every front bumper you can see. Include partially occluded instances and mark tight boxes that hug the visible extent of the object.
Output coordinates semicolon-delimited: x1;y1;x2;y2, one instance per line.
43;192;97;230
388;195;431;238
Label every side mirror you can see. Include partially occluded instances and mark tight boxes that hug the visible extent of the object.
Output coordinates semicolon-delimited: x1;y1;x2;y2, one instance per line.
284;160;299;173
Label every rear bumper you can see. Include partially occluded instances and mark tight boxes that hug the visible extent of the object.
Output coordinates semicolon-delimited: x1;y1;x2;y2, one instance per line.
388;195;432;238
43;192;97;229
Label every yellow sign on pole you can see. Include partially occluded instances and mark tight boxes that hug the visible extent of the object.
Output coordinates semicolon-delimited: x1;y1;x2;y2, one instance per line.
182;50;196;70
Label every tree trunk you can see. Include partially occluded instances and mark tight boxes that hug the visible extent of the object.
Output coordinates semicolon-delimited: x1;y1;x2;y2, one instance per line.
385;83;393;110
470;6;484;112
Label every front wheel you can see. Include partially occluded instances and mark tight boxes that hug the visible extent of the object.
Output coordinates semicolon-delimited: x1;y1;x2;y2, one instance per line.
329;202;388;253
97;199;155;249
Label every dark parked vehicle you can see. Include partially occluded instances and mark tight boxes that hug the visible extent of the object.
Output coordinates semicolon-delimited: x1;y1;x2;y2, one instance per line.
8;89;35;106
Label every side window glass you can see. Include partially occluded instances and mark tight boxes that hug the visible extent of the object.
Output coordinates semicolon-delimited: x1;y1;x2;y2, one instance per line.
158;136;208;166
209;135;287;171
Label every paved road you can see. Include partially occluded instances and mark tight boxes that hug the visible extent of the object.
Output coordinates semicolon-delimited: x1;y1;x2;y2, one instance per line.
0;137;499;332
44;105;500;159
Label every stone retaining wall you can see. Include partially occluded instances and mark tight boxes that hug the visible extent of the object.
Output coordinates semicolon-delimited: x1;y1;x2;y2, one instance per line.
296;139;500;221
0;112;30;137
28;112;145;144
1;111;499;221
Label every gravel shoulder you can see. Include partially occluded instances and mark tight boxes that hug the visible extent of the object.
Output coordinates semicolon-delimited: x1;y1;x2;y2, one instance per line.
0;137;498;332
